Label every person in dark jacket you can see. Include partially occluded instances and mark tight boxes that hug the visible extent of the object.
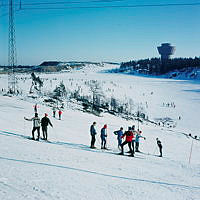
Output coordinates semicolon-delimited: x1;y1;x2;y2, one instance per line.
101;124;107;149
156;138;162;157
90;122;97;148
52;107;56;118
114;127;123;149
24;113;40;140
41;113;53;140
119;127;134;157
34;104;38;113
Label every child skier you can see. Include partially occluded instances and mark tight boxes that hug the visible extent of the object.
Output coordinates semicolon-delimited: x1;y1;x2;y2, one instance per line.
24;113;40;140
156;138;163;157
100;124;107;149
114;127;123;149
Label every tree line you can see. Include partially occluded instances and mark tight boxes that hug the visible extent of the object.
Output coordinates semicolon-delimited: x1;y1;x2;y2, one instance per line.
120;57;200;74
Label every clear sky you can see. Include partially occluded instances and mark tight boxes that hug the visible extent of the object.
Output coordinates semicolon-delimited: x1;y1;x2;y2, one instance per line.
0;0;200;65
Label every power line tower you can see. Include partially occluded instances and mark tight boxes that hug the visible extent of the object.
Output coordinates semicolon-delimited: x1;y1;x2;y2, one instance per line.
8;0;17;94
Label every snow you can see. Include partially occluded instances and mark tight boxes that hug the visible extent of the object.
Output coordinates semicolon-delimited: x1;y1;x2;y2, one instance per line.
0;64;200;200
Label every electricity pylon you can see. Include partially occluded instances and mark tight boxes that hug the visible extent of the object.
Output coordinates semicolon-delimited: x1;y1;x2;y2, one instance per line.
8;0;17;94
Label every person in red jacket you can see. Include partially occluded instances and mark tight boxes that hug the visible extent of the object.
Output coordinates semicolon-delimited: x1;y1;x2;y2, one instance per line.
119;127;134;157
58;110;62;120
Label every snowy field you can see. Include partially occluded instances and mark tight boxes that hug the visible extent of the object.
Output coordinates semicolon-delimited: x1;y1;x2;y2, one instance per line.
0;64;200;200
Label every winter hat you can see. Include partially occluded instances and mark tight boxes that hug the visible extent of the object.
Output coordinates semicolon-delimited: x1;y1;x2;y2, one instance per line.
104;124;107;129
45;113;48;117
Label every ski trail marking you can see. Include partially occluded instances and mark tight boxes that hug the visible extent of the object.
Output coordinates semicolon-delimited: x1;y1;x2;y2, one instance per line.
0;156;199;191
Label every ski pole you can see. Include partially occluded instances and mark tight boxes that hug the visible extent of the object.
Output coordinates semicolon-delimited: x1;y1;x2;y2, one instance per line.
23;120;26;136
153;146;157;155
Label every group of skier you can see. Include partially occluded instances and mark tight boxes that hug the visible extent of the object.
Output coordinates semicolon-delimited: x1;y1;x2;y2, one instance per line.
25;104;163;157
90;122;163;157
24;113;53;141
24;104;57;141
52;107;63;120
25;103;65;140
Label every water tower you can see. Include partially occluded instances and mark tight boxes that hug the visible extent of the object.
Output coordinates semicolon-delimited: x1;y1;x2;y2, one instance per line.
157;43;175;61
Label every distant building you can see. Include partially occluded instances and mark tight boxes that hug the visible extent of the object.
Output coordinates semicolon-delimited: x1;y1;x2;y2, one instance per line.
157;43;175;61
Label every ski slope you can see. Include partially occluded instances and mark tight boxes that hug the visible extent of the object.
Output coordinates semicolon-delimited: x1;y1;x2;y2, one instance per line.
0;64;200;200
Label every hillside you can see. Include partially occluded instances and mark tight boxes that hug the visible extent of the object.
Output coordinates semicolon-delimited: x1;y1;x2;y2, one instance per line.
0;64;199;200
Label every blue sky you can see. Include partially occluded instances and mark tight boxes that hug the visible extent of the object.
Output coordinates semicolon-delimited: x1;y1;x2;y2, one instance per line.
0;0;200;65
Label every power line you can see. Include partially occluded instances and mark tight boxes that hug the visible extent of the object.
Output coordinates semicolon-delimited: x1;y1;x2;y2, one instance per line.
0;0;127;7
1;1;200;8
13;2;200;10
0;2;200;17
0;8;20;18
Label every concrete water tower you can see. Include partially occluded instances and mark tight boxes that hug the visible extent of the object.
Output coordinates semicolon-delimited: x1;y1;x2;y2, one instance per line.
157;43;175;60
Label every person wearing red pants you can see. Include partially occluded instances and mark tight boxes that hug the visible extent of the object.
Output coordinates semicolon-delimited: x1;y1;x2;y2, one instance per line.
58;110;62;120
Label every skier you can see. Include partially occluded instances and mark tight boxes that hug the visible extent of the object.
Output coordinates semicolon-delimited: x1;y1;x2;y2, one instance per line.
52;107;56;118
127;125;137;154
156;138;163;157
58;109;62;120
41;113;53;140
34;104;38;113
100;124;107;149
119;127;134;157
90;122;97;148
135;130;146;152
114;127;123;149
24;113;40;140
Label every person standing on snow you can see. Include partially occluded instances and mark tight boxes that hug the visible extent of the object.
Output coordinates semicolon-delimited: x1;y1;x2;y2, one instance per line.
114;127;123;149
41;113;53;140
52;107;56;118
127;125;137;155
100;124;107;149
58;110;62;120
156;138;163;157
119;127;134;157
90;122;97;148
24;113;40;140
34;104;38;113
135;130;146;152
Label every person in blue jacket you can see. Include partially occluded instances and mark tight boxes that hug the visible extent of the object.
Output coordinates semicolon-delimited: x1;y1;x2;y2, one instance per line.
135;130;146;152
101;124;107;149
114;127;123;149
90;122;97;148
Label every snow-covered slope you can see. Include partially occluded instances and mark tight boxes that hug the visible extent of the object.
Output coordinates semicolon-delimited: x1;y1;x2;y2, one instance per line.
0;64;200;200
